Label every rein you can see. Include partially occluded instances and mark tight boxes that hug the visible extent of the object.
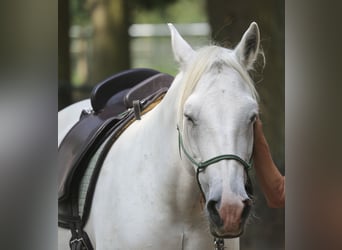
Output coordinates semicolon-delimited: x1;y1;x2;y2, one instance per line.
176;125;253;202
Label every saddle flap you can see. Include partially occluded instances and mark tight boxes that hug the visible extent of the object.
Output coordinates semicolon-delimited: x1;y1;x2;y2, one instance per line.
124;73;174;108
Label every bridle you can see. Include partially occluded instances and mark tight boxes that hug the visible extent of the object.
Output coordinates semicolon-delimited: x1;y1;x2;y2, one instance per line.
176;125;254;202
177;125;254;249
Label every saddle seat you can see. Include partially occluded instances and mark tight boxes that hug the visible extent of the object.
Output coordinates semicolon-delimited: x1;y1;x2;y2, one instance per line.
58;69;174;232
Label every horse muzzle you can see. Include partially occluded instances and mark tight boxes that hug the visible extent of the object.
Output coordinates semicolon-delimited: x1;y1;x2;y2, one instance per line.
206;198;252;238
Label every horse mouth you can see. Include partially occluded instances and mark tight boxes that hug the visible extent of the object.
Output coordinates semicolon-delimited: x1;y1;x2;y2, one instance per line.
206;199;250;238
209;225;244;238
208;216;245;238
208;212;244;238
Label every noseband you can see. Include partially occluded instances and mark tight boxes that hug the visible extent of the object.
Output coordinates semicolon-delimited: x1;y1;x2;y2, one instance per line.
176;126;253;202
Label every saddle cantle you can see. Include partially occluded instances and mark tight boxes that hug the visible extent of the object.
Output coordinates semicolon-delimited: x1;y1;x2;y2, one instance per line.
58;69;174;237
90;68;160;112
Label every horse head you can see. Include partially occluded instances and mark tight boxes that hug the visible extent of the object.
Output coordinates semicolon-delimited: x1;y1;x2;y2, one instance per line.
169;22;261;238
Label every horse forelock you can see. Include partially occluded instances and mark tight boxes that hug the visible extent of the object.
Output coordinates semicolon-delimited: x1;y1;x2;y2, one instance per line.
177;45;259;129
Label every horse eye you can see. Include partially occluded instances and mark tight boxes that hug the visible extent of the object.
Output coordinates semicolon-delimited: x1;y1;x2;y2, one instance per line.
184;114;195;124
250;114;257;123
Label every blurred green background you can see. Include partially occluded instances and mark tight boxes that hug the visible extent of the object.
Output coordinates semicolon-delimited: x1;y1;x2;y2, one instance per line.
59;0;284;249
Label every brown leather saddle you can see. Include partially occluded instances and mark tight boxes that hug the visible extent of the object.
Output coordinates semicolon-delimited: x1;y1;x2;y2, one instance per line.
58;68;174;249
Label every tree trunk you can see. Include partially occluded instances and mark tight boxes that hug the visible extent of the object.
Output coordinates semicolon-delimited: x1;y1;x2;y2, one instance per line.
89;0;130;84
58;0;72;110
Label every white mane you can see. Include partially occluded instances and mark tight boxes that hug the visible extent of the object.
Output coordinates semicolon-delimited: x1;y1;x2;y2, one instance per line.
177;45;259;127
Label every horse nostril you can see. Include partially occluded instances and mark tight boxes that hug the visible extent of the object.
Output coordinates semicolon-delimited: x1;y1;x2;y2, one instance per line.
207;200;223;226
243;198;253;207
241;199;252;222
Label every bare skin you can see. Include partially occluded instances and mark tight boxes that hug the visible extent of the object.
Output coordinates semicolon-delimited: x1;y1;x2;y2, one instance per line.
253;117;285;208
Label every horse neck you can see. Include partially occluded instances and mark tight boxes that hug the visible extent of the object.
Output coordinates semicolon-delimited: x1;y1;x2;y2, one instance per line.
150;72;184;138
148;72;202;215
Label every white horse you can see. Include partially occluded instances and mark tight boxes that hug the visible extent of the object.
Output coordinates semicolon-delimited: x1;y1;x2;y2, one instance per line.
58;22;261;250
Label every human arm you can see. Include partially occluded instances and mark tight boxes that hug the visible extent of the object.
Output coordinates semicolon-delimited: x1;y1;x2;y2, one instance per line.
253;117;285;208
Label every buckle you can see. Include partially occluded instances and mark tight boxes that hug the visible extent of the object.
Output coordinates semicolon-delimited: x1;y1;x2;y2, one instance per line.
70;237;89;250
214;237;225;250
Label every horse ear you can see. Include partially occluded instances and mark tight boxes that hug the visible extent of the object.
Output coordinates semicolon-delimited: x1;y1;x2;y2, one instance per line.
168;23;194;66
234;22;260;70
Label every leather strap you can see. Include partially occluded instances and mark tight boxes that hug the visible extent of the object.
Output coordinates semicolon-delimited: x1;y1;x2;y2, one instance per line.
177;125;253;202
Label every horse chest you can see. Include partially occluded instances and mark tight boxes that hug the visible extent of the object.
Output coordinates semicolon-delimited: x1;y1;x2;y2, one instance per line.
87;153;213;249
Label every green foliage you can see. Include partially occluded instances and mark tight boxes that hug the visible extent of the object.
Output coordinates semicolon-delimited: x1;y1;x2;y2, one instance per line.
131;0;177;10
69;0;207;25
70;0;90;25
132;0;207;23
